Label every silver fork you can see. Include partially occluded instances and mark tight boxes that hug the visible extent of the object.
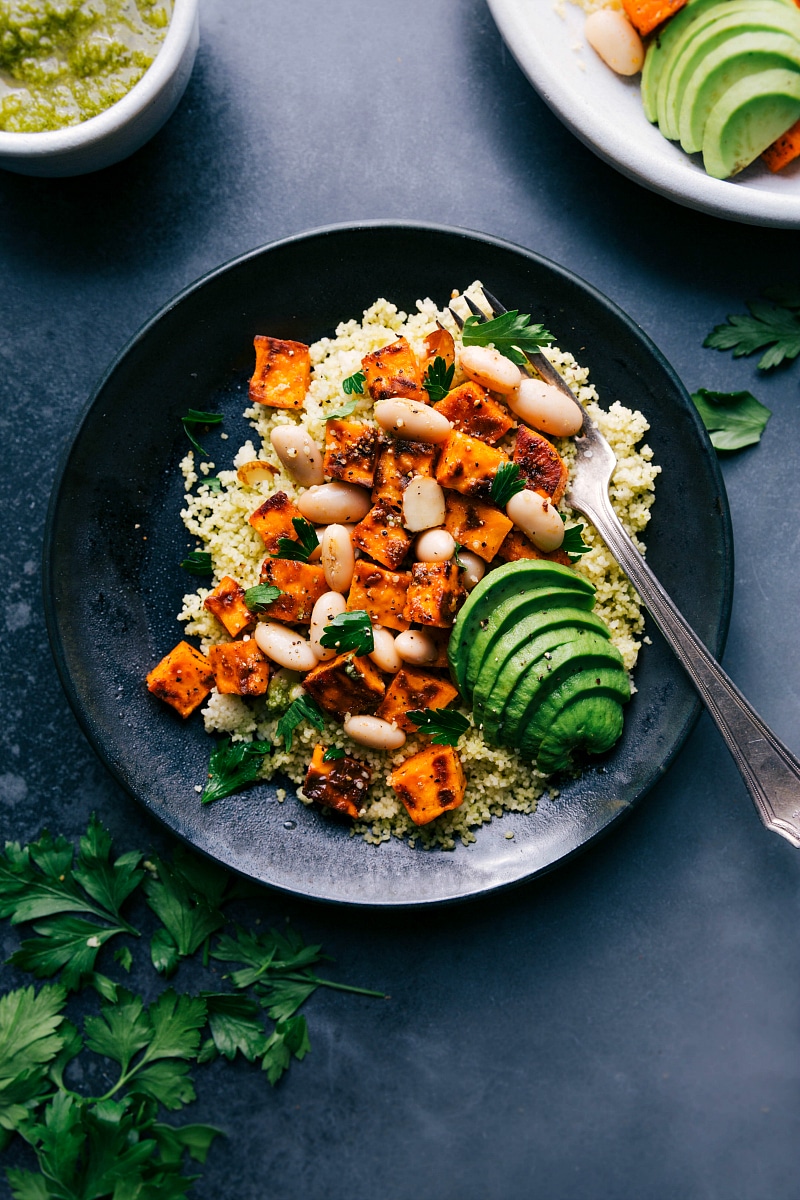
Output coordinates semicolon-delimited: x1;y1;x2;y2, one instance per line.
449;288;800;849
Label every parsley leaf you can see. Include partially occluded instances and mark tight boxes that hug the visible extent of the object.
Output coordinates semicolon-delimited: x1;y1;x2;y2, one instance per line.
704;298;800;370
691;389;772;452
341;370;366;395
423;356;455;402
319;610;374;656
325;397;359;421
271;517;319;563
201;993;267;1063
0;984;66;1138
561;523;590;562
407;708;470;746
182;409;223;457
261;1015;311;1086
452;541;466;570
462;310;553;367
151;1120;223;1167
180;550;213;575
9;917;127;994
490;462;525;508
243;584;282;613
72;819;144;921
276;695;325;751
204;475;223;493
144;851;230;975
322;746;346;762
200;739;272;805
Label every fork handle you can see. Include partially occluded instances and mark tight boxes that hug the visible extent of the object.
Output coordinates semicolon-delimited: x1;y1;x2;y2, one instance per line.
579;489;800;848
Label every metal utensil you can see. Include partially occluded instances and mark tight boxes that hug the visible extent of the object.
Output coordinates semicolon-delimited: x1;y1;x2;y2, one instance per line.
449;287;800;848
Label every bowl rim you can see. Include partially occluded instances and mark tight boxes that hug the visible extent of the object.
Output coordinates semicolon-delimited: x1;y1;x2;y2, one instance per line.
0;0;199;153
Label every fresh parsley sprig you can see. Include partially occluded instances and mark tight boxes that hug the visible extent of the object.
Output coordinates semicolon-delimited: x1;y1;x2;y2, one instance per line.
180;550;213;575
462;310;553;367
490;462;525;508
243;584;282;613
560;522;591;562
182;409;223;457
271;517;319;563
704;293;800;370
319;610;374;656
407;709;470;746
423;356;455;403
341;370;366;395
691;389;772;452
200;739;272;807
276;695;325;751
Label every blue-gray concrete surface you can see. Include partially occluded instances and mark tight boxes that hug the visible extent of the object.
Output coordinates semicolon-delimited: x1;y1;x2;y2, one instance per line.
0;2;798;1197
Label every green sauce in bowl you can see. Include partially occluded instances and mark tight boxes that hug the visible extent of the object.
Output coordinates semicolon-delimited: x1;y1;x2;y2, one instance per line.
0;0;173;132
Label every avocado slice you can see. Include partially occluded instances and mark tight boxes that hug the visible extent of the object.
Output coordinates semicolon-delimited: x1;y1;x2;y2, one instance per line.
498;631;626;749
473;606;610;737
654;0;800;139
447;559;594;694
703;67;800;177
679;33;800;153
462;584;597;698
519;665;631;762
534;695;625;775
642;0;728;123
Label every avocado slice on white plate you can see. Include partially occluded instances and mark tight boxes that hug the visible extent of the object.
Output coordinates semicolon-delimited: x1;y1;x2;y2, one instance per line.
703;67;800;177
642;0;735;123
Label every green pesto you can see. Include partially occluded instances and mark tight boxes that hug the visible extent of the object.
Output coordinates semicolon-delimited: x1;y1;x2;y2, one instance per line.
0;0;172;132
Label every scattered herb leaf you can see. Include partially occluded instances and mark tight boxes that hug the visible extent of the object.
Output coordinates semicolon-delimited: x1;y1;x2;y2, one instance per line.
452;541;466;570
182;409;223;457
180;550;213;575
243;584;282;613
324;397;359;421
561;523;590;562
462;310;553;367
271;517;320;563
199;740;272;807
205;476;223;493
423;356;455;402
406;708;470;746
319;610;374;656
144;850;231;973
261;1016;311;1086
276;695;325;752
704;298;800;370
341;370;366;395
490;462;525;509
322;746;346;762
691;389;772;452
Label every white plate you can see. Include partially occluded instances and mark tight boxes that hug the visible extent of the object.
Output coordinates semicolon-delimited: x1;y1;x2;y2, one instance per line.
487;0;800;228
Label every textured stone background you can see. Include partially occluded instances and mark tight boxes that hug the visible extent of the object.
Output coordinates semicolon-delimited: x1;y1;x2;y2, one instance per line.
0;2;798;1197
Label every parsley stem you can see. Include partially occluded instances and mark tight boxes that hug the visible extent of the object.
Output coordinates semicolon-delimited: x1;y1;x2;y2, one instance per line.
306;976;387;999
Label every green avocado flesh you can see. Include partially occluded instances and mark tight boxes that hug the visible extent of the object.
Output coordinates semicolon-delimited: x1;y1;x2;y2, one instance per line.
449;560;630;773
0;0;172;133
535;697;625;775
640;0;800;178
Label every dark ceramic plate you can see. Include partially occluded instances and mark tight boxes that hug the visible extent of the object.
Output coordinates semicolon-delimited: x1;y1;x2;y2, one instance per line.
43;222;733;906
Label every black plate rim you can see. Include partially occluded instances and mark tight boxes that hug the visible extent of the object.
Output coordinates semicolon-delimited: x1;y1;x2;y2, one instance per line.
42;219;734;907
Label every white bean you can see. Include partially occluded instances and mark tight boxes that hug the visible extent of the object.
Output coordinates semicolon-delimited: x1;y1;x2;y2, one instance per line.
369;626;403;674
415;528;456;562
320;523;356;593
505;489;565;552
403;476;446;532
309;591;348;661
459;345;522;394
254;621;319;671
344;715;406;751
297;482;371;524
270;425;324;486
394;629;439;666
374;398;452;444
507;377;584;438
457;549;485;591
585;10;644;76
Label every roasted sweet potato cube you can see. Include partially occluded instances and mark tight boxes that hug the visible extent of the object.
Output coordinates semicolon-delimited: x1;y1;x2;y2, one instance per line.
372;438;437;507
434;382;514;446
203;576;254;637
304;744;372;819
361;336;427;403
514;426;568;504
403;561;465;628
249;491;303;552
443;492;512;563
208;641;271;696
621;0;686;37
421;326;456;374
435;430;509;500
347;560;411;632
352;501;412;570
376;668;460;733
389;744;466;826
249;336;310;409
497;528;571;568
323;420;380;488
303;651;385;716
258;559;328;623
146;641;213;718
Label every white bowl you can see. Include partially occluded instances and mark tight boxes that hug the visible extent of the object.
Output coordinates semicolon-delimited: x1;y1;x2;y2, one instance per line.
0;0;199;177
